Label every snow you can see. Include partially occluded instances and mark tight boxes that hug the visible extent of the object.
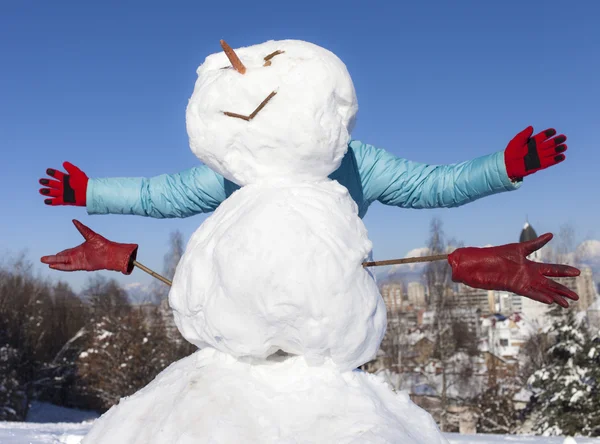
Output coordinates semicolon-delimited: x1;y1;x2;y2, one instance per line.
186;39;357;186
0;422;91;444
0;403;98;444
172;38;386;371
170;182;386;371
96;330;112;341
2;421;599;444
81;348;446;443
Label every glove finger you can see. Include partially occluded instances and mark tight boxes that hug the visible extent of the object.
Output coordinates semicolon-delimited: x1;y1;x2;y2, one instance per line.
39;187;62;198
532;128;557;144
523;233;553;255
538;137;567;154
72;219;97;241
511;126;534;147
44;197;65;206
521;289;554;305
549;293;570;308
39;178;63;190
63;161;83;176
540;144;567;158
544;279;579;301
539;145;567;158
539;154;566;168
537;263;580;278
46;168;65;181
41;251;72;265
49;263;78;272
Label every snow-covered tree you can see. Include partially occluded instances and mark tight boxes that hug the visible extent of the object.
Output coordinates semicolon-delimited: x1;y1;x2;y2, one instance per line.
584;331;600;435
526;305;597;436
0;345;28;421
77;277;177;411
474;382;520;434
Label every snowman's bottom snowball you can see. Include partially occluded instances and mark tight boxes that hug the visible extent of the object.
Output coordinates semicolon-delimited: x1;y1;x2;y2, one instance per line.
82;348;447;444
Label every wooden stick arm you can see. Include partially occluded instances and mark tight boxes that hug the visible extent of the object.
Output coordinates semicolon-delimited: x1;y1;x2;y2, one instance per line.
133;260;172;286
362;254;449;268
132;254;450;288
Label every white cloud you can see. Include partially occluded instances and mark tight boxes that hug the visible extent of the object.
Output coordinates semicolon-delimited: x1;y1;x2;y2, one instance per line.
578;240;600;262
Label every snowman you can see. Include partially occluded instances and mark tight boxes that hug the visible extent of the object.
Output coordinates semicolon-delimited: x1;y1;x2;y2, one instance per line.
170;39;386;371
80;39;448;443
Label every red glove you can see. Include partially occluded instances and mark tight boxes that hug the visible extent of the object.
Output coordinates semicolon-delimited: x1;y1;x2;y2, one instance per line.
41;220;138;275
39;162;88;206
448;233;580;308
504;126;567;181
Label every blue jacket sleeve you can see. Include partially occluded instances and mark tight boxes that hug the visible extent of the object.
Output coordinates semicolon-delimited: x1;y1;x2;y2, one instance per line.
86;165;236;218
350;140;521;209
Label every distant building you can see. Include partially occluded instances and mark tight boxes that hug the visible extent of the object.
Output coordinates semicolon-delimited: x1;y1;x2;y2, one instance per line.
520;222;542;260
588;298;600;329
407;282;426;307
380;283;403;314
449;307;482;338
480;313;535;359
492;290;524;315
554;266;596;312
454;285;494;314
420;310;435;327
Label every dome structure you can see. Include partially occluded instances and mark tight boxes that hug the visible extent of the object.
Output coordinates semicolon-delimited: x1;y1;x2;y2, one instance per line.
520;222;538;243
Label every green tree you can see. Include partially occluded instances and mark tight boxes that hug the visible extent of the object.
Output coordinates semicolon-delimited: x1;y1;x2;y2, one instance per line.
527;305;596;436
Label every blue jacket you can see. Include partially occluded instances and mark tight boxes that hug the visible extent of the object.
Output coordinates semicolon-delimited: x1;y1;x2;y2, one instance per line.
86;140;520;219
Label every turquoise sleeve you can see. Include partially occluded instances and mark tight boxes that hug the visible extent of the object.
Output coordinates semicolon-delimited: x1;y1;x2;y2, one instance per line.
86;166;237;218
351;140;521;209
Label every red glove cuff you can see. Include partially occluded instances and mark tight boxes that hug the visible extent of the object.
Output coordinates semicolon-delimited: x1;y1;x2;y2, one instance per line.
111;242;138;275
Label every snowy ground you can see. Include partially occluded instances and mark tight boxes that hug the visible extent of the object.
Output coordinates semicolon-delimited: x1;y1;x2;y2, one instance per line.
2;421;600;443
1;402;598;444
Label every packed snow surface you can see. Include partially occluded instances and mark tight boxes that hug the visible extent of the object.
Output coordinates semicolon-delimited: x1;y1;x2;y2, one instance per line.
170;181;387;371
80;348;447;443
2;419;598;443
186;39;358;186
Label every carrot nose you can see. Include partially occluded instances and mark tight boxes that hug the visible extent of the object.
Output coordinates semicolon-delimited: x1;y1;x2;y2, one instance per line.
220;40;246;74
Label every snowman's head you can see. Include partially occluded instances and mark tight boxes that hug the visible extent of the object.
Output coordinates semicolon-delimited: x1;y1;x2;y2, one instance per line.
186;39;358;186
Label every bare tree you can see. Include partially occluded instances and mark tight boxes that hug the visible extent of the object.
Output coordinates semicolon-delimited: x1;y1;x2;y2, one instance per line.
377;314;409;377
424;218;477;431
541;223;581;266
0;254;91;416
151;230;185;304
82;276;130;319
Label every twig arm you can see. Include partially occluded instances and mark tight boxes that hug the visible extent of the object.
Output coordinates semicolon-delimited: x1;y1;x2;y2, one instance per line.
133;260;172;286
362;254;449;268
132;254;448;285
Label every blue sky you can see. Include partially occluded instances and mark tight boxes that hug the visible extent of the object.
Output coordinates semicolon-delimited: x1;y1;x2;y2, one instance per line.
1;0;599;291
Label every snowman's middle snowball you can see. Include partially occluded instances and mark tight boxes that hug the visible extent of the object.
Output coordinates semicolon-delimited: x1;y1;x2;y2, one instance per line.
169;181;387;371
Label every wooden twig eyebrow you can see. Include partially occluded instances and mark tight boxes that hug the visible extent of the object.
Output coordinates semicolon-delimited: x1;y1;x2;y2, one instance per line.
263;50;284;66
264;50;284;62
223;91;277;121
